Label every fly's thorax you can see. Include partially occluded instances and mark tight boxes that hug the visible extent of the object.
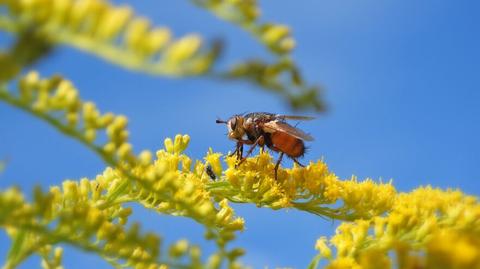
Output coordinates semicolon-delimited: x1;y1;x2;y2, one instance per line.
242;116;263;141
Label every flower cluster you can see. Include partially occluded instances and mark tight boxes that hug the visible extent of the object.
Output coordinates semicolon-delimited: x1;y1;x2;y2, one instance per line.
191;0;325;110
0;0;324;110
207;150;395;220
0;72;246;268
192;0;294;55
311;186;480;269
0;186;161;268
0;0;218;76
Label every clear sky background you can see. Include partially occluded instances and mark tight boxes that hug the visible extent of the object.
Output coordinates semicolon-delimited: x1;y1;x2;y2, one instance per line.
1;0;479;268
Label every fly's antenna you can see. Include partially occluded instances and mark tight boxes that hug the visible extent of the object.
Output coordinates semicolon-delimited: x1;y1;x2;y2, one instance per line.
216;118;227;124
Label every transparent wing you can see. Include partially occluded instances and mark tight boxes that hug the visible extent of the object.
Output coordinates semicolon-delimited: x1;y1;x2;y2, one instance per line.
263;121;314;141
275;114;315;121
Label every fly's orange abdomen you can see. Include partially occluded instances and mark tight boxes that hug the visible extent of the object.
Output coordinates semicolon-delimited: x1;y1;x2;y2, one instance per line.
270;132;305;158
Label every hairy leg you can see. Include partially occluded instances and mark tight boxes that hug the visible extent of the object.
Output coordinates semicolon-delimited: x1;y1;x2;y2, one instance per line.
274;152;285;180
238;135;264;166
293;158;305;167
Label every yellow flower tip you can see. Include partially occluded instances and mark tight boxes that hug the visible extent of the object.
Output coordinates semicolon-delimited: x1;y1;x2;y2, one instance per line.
113;115;128;129
86;209;104;231
62;180;79;200
215;199;235;223
125;17;151;49
66;112;79;126
103;142;116;155
96;6;133;40
182;134;190;146
225;155;238;168
117;142;133;159
172;134;190;153
189;245;202;261
164;137;174;153
138;150;152;166
225;217;245;232
351;220;370;243
315;237;332;259
23;71;40;87
165;34;203;63
261;24;295;53
256;150;273;165
53;247;63;261
96;222;116;241
181;156;192;172
279;37;296;52
225;168;240;187
207;253;222;269
57;79;74;95
227;248;246;260
145;27;171;53
79;177;91;196
84;128;97;143
48;185;61;201
169;239;189;258
117;207;133;219
82;101;96;115
216;208;233;225
131;247;143;260
196;202;215;217
262;24;290;43
98;113;115;128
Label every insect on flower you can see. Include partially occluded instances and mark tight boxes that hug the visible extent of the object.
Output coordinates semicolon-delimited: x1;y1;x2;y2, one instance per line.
205;164;216;181
216;112;314;180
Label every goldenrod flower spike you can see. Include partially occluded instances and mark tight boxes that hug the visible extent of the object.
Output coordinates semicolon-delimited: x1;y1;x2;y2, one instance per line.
0;0;218;76
207;151;395;220
192;0;293;55
0;0;325;110
190;0;325;110
309;186;480;269
0;73;247;268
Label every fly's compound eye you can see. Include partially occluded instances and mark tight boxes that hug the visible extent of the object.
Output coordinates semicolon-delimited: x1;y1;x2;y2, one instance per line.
229;118;237;132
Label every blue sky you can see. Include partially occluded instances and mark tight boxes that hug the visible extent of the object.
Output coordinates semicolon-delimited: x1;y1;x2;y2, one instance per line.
1;1;479;268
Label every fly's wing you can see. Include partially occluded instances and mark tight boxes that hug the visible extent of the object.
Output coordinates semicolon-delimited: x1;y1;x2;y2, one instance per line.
275;115;315;121
263;121;314;141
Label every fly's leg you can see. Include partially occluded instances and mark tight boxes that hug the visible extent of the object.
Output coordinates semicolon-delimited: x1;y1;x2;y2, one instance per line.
293;158;305;167
228;148;237;157
238;136;264;166
239;143;244;160
234;143;244;168
229;142;243;159
274;152;285;180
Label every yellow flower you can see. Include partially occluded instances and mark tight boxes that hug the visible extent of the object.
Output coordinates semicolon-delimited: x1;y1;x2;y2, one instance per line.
315;236;332;259
204;148;223;177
